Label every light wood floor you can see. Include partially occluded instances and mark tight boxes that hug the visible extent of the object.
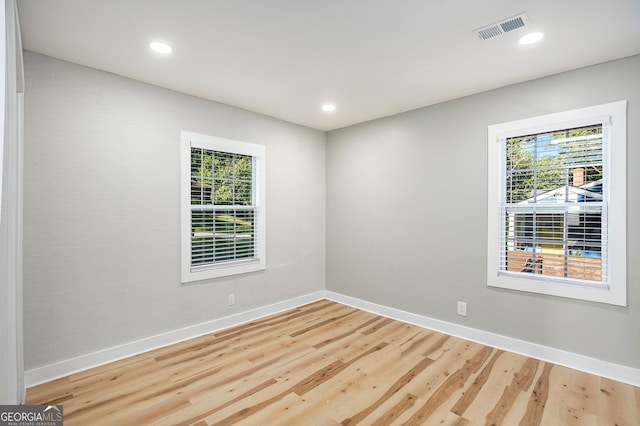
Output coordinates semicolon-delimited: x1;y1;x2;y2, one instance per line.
27;300;639;425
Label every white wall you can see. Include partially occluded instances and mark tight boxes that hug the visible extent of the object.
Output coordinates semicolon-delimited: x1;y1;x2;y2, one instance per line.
327;55;640;369
1;0;24;404
0;0;10;404
22;52;326;372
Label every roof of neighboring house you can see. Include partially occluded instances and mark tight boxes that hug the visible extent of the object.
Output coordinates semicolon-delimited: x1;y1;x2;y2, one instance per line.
519;179;603;204
578;180;603;191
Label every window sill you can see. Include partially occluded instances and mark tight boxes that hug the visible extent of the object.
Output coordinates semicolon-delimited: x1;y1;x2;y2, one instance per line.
182;259;266;283
488;273;625;306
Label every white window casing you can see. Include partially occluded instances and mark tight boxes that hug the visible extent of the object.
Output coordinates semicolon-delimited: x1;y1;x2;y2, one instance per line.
487;101;626;306
181;131;266;282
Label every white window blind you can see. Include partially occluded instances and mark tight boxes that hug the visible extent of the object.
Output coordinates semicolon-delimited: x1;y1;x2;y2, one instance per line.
190;148;257;268
181;132;265;282
499;124;607;285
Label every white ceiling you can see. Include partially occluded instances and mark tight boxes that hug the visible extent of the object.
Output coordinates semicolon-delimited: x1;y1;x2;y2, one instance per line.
17;0;640;131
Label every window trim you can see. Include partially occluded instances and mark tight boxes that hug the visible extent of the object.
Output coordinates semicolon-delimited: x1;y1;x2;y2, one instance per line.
487;101;627;306
181;131;266;283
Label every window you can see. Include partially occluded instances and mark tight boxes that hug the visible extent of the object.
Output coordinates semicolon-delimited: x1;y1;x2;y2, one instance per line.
487;101;627;306
181;131;265;282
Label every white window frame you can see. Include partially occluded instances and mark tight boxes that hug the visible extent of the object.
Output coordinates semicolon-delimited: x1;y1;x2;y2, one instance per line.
487;101;627;306
181;131;266;283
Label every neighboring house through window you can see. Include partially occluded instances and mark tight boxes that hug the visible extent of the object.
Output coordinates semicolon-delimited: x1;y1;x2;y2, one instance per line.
487;101;627;306
181;131;266;282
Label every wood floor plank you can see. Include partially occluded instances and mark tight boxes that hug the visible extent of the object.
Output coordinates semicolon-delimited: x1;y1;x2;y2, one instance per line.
205;341;388;425
536;363;573;425
486;357;540;425
340;356;434;425
401;339;483;399
431;349;537;423
163;378;278;426
451;349;504;416
598;377;640;426
294;344;422;424
290;335;426;423
312;313;385;350
230;391;306;425
241;368;370;426
398;329;436;357
293;342;389;396
402;345;493;424
370;392;419;425
191;348;348;422
517;362;553;426
25;376;72;405
26;300;639;425
289;309;359;338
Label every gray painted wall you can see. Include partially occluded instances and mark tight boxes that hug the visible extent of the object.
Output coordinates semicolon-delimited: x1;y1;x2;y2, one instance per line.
23;52;326;370
326;55;640;368
23;49;639;373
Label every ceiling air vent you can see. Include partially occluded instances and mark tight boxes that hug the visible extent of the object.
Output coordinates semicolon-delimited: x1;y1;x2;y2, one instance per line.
474;12;530;40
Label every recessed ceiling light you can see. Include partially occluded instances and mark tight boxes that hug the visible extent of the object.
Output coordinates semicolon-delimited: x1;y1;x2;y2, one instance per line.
149;41;172;54
322;104;336;112
518;32;544;45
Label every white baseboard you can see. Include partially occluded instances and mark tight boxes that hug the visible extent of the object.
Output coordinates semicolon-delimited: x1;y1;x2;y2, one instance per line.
25;290;639;388
24;291;325;388
325;291;640;387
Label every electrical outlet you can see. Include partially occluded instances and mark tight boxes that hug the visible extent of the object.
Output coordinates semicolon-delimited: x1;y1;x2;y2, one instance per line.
457;301;467;316
228;294;235;306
